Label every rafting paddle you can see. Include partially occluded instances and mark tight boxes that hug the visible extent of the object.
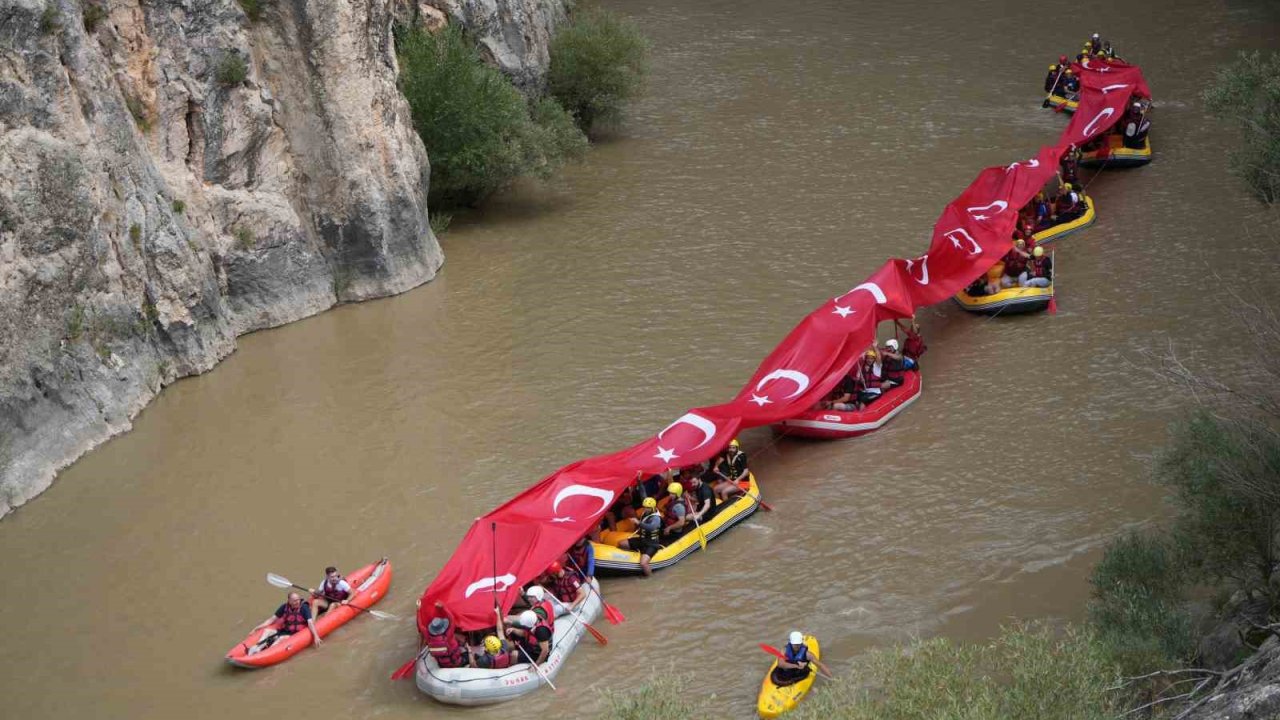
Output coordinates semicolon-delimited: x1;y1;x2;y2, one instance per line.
745;493;774;512
515;643;558;692
391;649;424;681
266;573;397;620
759;643;835;680
691;511;708;551
565;557;625;625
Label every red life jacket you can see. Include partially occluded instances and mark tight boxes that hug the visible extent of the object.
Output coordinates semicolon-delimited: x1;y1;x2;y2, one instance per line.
1028;255;1051;279
1003;251;1027;276
483;651;515;669
663;495;690;525
903;331;926;360
426;627;465;668
567;544;589;575
321;577;350;602
279;603;309;635
552;572;582;603
533;600;556;631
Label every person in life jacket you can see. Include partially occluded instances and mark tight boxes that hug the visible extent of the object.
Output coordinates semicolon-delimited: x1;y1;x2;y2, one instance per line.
506;609;553;664
712;438;749;502
1062;68;1080;95
1044;64;1063;94
1020;246;1052;288
545;561;588;608
1060;145;1080;187
425;600;467;668
1053;183;1083;224
617;496;663;575
251;592;321;649
567;535;595;580
878;338;916;386
686;472;716;524
771;631;814;687
470;633;517;670
853;348;886;408
1122;101;1151;149
1001;239;1031;288
895;315;927;362
310;565;351;617
659;482;694;538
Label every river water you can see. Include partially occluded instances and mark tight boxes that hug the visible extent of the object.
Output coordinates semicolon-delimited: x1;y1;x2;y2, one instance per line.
3;1;1279;718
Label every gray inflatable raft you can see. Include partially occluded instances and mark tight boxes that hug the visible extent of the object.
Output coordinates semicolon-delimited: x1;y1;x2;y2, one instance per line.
415;580;603;705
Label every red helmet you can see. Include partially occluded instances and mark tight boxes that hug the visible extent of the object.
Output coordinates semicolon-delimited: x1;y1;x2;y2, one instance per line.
548;561;563;574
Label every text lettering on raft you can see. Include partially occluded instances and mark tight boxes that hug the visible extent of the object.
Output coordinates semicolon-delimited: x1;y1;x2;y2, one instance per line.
945;228;983;256
751;369;811;407
654;412;717;464
906;255;930;285
966;200;1008;221
464;574;517;598
1083;107;1115;137
831;282;887;318
551;484;615;523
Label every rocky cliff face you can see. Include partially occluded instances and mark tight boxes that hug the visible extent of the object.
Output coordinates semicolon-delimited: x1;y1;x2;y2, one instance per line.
0;0;566;517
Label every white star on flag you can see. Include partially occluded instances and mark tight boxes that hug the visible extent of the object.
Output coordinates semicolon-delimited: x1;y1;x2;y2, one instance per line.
749;394;773;407
832;305;855;318
654;446;679;463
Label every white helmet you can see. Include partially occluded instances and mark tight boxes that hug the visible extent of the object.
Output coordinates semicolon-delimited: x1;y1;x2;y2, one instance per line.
525;585;546;603
788;631;804;646
885;338;899;351
519;610;538;628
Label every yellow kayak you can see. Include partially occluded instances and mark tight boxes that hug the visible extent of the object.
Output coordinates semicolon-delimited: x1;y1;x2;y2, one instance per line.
757;635;821;718
954;282;1053;315
592;473;761;574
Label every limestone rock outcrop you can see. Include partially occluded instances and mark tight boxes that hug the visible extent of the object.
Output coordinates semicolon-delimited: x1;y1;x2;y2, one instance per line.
0;0;451;516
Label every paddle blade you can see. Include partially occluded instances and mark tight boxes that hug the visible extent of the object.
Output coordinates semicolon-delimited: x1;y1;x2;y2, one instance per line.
585;621;608;646
758;499;774;512
391;657;416;681
266;573;292;589
1048;297;1058;315
759;643;787;661
697;528;708;551
603;602;625;625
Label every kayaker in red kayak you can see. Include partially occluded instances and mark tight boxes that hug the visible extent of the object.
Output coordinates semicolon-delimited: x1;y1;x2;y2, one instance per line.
311;566;352;617
251;592;321;649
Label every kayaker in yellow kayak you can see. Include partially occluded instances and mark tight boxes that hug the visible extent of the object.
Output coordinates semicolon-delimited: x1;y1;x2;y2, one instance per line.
771;632;813;686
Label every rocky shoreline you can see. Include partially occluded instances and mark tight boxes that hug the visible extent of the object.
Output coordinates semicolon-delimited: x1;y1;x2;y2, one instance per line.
0;0;566;517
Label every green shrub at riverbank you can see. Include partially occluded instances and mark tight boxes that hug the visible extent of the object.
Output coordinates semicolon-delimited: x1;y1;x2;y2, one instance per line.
397;25;586;206
1205;51;1280;204
548;7;649;132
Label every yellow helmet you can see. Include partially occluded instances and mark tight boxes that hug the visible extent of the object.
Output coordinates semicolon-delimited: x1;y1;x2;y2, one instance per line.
1014;238;1026;248
1033;246;1045;258
1064;68;1074;75
1049;64;1057;70
729;438;740;448
865;349;877;358
667;482;683;496
1063;183;1073;191
483;635;502;654
642;497;657;509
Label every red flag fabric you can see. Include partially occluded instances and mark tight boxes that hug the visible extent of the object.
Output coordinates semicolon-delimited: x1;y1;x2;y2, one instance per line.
417;62;1150;633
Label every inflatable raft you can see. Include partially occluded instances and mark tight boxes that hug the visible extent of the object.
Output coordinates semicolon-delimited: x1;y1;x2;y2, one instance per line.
592;473;761;574
1045;93;1079;113
226;558;392;668
954;283;1054;315
757;635;821;719
414;579;602;705
1079;134;1152;168
1032;194;1095;245
772;371;921;440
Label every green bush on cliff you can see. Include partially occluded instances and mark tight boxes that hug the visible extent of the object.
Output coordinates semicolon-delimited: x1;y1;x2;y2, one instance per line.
1205;51;1280;203
397;25;586;206
1088;531;1193;676
548;7;649;132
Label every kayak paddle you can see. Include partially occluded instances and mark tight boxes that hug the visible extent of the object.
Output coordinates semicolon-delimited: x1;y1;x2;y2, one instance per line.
266;573;397;620
565;556;625;625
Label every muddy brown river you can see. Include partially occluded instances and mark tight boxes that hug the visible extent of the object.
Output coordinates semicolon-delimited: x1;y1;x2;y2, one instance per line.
3;1;1280;718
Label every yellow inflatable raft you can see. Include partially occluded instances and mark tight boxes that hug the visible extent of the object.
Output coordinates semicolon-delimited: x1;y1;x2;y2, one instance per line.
1032;194;1095;245
757;635;821;718
1045;93;1079;113
1080;134;1152;168
591;473;761;574
954;282;1054;315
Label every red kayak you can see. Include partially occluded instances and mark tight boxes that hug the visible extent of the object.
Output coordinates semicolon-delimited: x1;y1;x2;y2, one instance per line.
226;558;392;668
772;372;922;439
